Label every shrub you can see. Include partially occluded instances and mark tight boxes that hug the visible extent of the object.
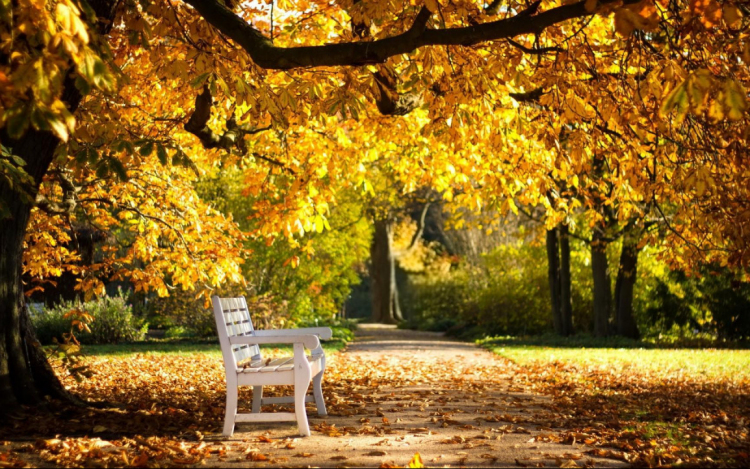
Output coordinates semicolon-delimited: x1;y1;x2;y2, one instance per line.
401;242;558;337
298;317;357;342
142;289;293;337
32;292;147;345
641;266;750;341
140;292;218;338
164;326;196;339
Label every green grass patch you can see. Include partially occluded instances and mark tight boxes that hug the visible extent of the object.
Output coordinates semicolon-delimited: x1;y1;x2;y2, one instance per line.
480;337;750;380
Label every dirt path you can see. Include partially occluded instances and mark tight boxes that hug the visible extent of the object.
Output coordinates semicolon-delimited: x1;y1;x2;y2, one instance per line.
210;325;628;468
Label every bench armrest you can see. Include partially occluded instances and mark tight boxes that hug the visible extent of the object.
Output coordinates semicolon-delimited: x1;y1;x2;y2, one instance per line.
229;334;320;350
253;327;333;340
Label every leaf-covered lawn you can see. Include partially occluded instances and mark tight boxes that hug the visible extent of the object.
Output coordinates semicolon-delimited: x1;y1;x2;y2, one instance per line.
483;342;750;467
2;340;749;468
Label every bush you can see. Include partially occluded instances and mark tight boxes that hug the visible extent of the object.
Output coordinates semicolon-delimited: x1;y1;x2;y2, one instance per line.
164;326;196;339
140;292;217;338
641;266;750;341
297;317;358;343
32;292;147;345
141;289;293;338
401;242;566;337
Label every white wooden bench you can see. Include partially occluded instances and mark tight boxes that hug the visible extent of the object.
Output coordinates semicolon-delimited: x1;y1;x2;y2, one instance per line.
212;296;332;437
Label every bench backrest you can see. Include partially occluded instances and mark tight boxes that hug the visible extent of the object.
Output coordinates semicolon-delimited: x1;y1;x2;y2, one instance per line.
212;296;262;369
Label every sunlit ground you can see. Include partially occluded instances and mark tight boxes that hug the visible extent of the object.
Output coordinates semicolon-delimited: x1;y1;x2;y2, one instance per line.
487;345;750;381
2;336;747;467
478;339;750;467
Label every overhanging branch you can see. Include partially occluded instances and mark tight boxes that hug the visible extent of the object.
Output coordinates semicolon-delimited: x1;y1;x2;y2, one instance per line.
182;0;640;70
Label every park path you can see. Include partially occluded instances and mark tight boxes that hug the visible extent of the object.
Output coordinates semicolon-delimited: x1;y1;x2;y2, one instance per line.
213;324;628;468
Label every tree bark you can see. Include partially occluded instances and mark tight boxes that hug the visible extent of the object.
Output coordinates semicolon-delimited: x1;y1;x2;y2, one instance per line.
184;0;640;70
0;129;68;409
369;219;403;324
547;225;573;336
0;0;119;412
615;228;641;339
546;228;563;334
559;224;574;336
592;230;612;337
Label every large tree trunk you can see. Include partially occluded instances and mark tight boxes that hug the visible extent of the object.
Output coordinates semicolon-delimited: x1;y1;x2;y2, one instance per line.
370;219;403;324
592;230;612;337
0;129;68;409
559;224;574;336
547;225;574;336
615;228;641;339
546;229;563;334
0;0;118;412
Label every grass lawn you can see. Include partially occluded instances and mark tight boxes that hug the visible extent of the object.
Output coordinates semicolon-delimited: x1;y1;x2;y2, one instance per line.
484;344;750;381
478;336;750;466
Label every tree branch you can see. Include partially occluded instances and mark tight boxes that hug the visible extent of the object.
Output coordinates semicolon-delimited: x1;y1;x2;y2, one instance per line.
182;0;639;70
407;202;431;251
184;85;272;153
250;152;296;175
507;38;564;55
509;86;545;102
35;171;80;215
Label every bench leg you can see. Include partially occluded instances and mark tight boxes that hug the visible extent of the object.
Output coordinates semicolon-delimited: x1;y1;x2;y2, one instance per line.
313;355;327;416
294;344;312;437
223;376;238;437
295;383;311;436
252;386;263;413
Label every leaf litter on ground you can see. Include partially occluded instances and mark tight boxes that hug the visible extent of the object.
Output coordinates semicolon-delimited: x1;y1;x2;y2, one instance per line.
0;345;747;467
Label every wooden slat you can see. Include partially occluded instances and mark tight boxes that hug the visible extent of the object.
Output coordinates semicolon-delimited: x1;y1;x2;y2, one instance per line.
260;357;294;372
235;412;297;423
220;297;260;362
260;396;315;405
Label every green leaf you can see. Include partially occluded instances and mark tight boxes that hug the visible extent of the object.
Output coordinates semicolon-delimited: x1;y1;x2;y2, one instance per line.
95;160;109;179
660;82;688;122
122;140;135;155
6;103;31;139
190;72;211;89
172;150;183;166
87;147;100;164
11;155;26;167
75;75;92;95
156;144;169;165
109;158;129;181
139;141;154;156
723;79;747;121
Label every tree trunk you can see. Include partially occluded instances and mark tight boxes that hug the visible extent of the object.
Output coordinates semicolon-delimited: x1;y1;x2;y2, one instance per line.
0;129;68;409
547;225;574;336
559;224;574;336
0;0;119;412
615;228;641;339
370;219;403;324
546;229;563;334
592;230;612;337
